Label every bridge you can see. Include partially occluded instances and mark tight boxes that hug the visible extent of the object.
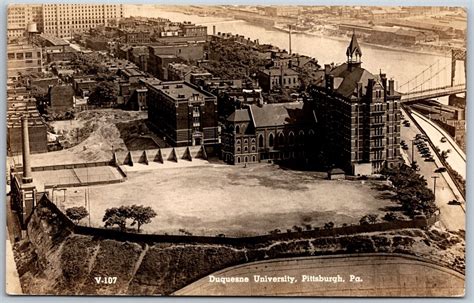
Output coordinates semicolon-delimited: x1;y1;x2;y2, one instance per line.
401;84;466;102
398;48;466;103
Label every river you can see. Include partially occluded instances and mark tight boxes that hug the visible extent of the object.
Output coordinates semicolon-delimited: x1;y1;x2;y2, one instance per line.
125;5;465;103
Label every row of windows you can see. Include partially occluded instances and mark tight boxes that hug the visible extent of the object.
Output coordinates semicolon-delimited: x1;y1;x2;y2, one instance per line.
235;155;257;164
260;130;315;148
7;52;41;60
236;145;256;153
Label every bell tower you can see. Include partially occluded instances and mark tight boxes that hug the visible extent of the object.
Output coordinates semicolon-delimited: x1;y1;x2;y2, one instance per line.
346;31;362;69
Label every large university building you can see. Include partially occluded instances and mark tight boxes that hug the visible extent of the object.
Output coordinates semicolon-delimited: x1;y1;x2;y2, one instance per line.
8;4;124;39
310;33;402;174
145;81;219;147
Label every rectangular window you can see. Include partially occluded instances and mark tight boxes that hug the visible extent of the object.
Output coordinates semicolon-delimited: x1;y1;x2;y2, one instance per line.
25;52;32;59
7;53;14;60
16;53;24;59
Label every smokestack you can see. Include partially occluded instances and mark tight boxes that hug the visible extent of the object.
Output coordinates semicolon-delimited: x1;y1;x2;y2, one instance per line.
288;25;292;55
213;25;216;36
324;64;331;75
21;115;33;184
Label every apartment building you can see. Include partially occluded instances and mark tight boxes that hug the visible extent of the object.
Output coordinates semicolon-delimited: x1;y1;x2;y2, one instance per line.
7;4;43;39
42;4;124;38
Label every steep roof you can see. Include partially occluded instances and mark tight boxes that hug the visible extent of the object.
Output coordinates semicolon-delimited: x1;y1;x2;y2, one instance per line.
249;102;315;128
227;109;250;122
329;63;378;99
346;32;362;58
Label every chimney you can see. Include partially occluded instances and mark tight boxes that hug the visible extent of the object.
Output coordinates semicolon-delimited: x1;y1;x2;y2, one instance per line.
213;25;216;35
380;72;387;93
324;64;331;75
367;78;375;102
21;116;33;184
356;81;363;98
388;79;395;96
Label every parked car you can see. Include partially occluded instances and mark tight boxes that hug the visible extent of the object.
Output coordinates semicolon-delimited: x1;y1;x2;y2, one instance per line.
425;157;435;162
441;137;447;143
402;145;409;150
435;167;447;173
448;199;461;205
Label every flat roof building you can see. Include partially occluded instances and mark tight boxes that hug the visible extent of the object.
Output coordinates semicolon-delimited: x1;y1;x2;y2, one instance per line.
7;44;43;79
42;4;123;38
145;81;218;147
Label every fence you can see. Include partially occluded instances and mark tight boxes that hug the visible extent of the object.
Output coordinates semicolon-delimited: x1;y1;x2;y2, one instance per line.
37;194;438;247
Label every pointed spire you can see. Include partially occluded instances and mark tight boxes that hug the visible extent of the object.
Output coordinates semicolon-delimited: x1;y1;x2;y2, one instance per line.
346;31;362;64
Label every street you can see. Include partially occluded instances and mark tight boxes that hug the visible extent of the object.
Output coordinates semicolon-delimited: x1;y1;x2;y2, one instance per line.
400;107;465;232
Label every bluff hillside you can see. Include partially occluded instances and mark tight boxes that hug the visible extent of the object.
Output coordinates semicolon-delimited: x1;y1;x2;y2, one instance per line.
14;201;464;295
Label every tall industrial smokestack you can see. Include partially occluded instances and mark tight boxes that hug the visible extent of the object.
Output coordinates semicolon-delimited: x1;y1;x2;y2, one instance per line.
21;115;33;184
213;25;216;36
288;25;292;55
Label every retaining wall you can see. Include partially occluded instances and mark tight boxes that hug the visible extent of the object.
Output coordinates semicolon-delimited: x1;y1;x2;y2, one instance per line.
36;194;438;247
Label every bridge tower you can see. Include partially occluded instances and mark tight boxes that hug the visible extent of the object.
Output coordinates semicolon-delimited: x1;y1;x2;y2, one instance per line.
451;48;466;87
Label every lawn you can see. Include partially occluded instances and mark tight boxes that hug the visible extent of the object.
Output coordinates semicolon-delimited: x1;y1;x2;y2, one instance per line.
60;164;397;236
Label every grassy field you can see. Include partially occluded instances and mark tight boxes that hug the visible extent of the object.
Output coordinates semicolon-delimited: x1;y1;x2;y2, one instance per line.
61;164;398;236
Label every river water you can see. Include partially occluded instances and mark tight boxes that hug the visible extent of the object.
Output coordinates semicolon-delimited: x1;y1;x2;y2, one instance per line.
126;5;465;102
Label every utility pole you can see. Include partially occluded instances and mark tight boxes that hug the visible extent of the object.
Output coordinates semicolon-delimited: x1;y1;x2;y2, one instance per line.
431;175;439;198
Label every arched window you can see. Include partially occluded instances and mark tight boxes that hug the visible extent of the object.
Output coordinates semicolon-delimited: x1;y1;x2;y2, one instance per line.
244;146;248;152
235;125;240;134
251;138;256;144
237;157;240;163
298;130;305;145
236;147;241;153
268;133;274;147
236;139;241;145
278;132;285;146
244;156;248;163
251;146;256;152
288;132;295;145
308;129;315;136
258;134;264;147
252;156;256;162
244;139;248;144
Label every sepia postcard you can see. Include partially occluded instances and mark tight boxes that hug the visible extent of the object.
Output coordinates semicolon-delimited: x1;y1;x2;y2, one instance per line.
5;3;467;297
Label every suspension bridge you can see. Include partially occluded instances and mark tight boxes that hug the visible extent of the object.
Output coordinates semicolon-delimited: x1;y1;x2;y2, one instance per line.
398;48;466;103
